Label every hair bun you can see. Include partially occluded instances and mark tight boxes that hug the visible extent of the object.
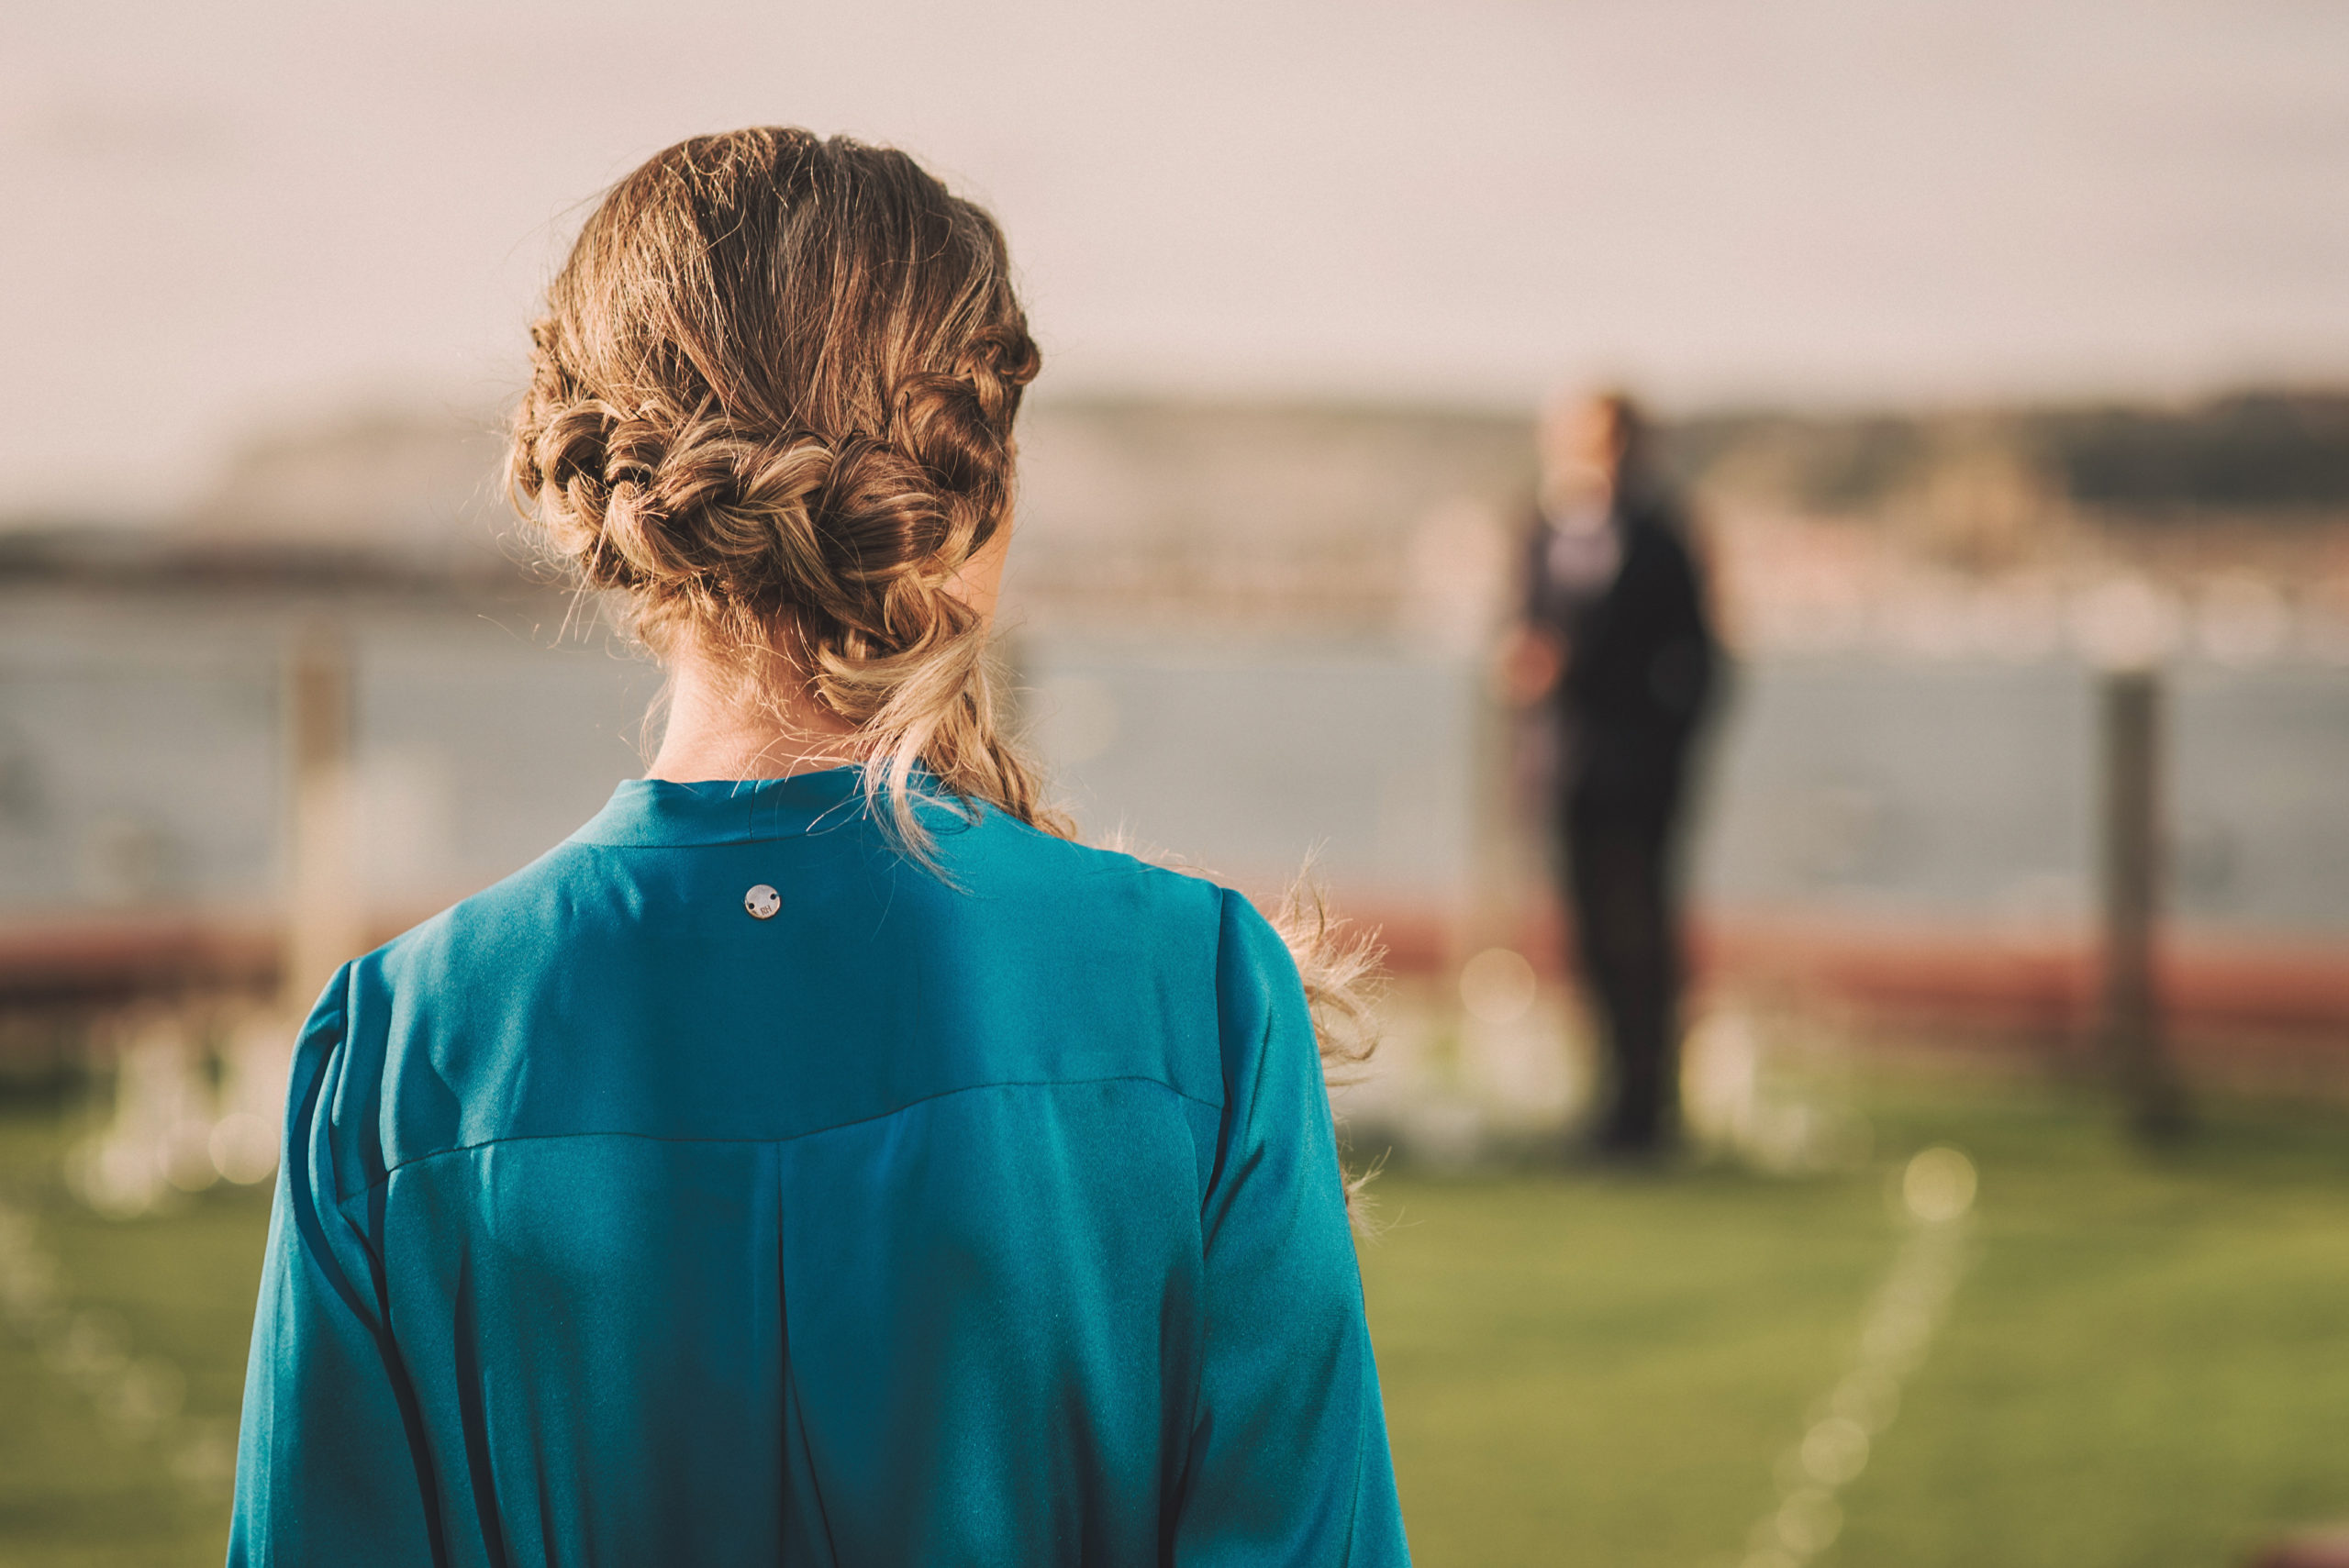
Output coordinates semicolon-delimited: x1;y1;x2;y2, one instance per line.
507;127;1062;851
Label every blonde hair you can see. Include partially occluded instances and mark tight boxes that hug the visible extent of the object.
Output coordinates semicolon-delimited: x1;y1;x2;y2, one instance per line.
512;128;1382;1216
510;127;1057;848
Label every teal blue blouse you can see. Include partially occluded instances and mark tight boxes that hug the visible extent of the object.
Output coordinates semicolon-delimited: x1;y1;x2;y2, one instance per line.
230;770;1408;1565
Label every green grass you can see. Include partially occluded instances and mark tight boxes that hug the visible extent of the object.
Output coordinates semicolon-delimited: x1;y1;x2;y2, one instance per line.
1835;1092;2349;1568
0;1094;270;1568
4;1076;2348;1566
1361;1085;2349;1568
1360;1168;1881;1566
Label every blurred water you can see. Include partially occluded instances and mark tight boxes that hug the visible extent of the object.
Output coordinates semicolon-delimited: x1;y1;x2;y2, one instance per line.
2;587;2344;936
0;588;659;917
1021;635;2349;935
1018;637;1476;894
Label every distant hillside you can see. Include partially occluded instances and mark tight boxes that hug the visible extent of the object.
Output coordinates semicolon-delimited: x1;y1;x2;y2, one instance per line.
1675;391;2349;523
2030;394;2349;514
9;390;2345;633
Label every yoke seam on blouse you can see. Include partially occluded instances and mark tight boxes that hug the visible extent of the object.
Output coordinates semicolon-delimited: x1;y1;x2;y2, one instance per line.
352;1073;1224;1195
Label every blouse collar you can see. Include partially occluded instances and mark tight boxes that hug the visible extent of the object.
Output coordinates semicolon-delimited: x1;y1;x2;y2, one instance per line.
569;768;880;848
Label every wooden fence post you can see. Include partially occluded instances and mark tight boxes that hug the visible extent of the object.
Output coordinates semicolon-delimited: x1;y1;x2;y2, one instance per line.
2100;667;2188;1140
284;619;363;1013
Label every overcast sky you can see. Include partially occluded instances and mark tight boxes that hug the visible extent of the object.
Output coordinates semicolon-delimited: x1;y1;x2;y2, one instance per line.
6;0;2347;516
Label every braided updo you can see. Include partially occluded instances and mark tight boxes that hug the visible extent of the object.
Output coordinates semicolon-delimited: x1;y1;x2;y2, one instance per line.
510;127;1063;848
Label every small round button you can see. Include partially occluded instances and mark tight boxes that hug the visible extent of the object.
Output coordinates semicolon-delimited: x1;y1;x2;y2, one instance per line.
744;884;781;920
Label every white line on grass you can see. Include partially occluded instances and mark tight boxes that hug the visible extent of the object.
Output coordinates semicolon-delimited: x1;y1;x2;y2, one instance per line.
1736;1147;1980;1568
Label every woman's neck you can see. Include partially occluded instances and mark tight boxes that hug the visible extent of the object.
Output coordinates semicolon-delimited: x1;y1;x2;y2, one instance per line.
644;639;861;783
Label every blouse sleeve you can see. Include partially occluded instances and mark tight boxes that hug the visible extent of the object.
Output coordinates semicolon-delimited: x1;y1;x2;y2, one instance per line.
1174;890;1411;1567
228;964;439;1567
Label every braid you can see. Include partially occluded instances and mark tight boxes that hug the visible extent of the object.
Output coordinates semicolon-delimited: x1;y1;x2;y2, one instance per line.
506;128;1062;854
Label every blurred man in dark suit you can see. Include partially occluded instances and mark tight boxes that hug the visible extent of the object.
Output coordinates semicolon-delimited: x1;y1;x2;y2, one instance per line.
1501;391;1718;1158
